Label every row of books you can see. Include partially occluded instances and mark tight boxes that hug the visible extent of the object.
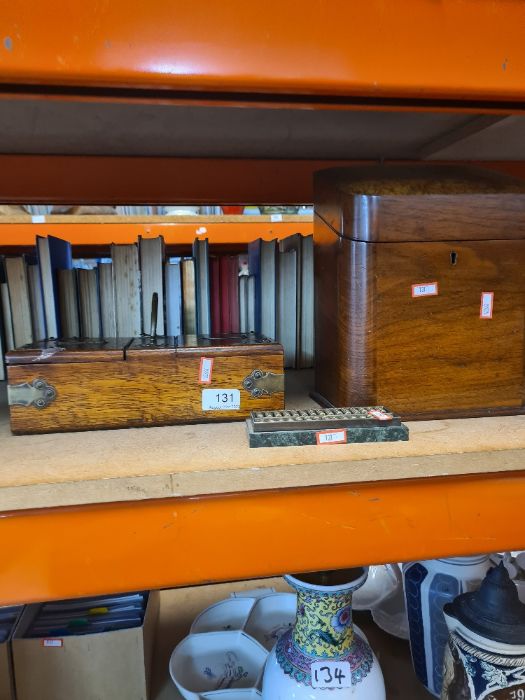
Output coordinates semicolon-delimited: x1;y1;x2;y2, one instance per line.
0;232;314;376
24;592;147;638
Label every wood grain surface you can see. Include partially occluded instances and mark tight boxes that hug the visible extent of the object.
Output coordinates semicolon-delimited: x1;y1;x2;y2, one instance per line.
2;373;525;513
314;166;525;419
6;338;130;364
314;165;525;243
7;351;284;434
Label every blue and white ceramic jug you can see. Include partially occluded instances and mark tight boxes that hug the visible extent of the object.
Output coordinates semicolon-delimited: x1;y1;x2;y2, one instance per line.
442;563;525;699
403;555;491;696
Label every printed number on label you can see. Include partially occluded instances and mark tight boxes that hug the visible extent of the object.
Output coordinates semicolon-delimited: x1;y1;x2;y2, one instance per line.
311;661;352;689
487;689;525;700
316;429;347;445
199;357;214;384
42;639;63;648
368;409;392;421
411;282;438;297
202;389;240;411
480;291;494;319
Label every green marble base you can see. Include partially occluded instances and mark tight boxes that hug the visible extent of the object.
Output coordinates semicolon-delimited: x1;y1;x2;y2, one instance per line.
246;419;409;448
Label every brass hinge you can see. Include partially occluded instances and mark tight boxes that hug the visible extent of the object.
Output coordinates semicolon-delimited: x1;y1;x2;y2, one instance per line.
243;370;284;398
8;379;57;409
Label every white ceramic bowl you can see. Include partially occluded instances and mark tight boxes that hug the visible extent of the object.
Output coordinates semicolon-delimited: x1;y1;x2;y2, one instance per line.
230;587;275;599
201;691;262;699
191;599;255;635
169;631;268;700
244;593;296;651
189;592;296;652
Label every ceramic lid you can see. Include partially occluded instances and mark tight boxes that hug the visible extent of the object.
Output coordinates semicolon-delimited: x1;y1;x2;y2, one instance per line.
444;563;525;645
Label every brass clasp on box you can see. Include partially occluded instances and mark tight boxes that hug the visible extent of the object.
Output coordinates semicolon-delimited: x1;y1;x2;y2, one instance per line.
243;370;284;398
8;379;57;409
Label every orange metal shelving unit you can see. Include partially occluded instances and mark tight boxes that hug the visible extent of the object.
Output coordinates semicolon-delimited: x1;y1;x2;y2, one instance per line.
1;472;524;606
0;216;313;247
1;0;525;604
1;0;525;105
1;157;524;208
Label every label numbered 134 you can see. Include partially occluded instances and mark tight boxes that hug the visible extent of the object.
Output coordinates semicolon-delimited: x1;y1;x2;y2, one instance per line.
311;661;352;689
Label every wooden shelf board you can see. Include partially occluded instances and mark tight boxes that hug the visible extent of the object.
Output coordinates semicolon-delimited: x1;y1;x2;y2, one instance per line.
1;371;525;513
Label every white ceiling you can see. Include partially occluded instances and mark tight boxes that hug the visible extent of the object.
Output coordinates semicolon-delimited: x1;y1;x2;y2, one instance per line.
0;98;523;160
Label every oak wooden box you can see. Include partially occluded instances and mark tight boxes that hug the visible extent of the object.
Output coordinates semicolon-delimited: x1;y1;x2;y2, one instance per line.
314;165;525;420
6;334;285;434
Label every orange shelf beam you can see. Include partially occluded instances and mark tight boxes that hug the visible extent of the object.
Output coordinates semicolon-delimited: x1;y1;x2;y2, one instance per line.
0;217;313;247
0;472;524;605
1;1;525;105
0;157;524;207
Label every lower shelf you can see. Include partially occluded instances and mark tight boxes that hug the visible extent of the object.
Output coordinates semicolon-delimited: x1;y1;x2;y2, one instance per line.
150;578;432;700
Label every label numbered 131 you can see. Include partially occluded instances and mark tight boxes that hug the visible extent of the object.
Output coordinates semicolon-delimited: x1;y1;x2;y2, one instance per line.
202;388;241;411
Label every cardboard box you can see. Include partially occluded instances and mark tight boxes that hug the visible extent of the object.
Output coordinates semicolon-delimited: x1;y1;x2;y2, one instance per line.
0;607;23;700
0;642;15;700
12;591;159;700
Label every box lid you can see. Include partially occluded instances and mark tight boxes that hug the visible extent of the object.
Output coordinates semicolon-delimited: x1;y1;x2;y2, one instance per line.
126;333;282;358
5;338;131;365
314;164;525;242
6;334;282;365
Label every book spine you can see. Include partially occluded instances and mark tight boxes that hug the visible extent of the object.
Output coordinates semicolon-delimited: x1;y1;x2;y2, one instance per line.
248;240;262;335
27;264;46;342
181;259;197;335
219;256;231;334
192;239;201;336
5;257;33;348
165;262;182;338
210;256;221;336
199;239;211;336
229;256;240;334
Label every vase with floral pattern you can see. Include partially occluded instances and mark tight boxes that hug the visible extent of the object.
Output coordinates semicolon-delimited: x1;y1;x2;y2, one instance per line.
261;568;385;699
